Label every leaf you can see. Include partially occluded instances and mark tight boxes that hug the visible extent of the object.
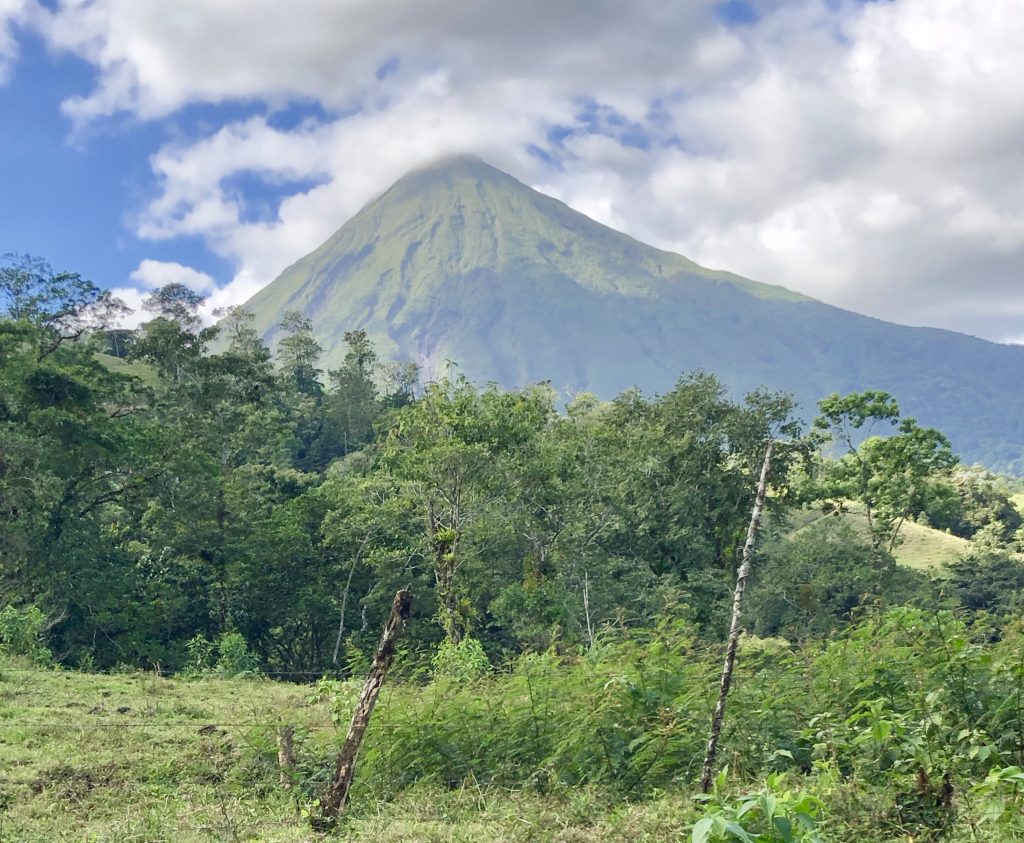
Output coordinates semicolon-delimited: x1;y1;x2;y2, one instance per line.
724;821;755;842
715;764;730;793
772;815;794;843
692;816;714;843
795;811;817;831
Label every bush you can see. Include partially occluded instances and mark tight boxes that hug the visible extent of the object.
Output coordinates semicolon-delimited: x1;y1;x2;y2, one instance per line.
693;770;825;842
0;605;53;665
184;631;260;678
430;635;491;680
946;549;1024;616
215;631;261;678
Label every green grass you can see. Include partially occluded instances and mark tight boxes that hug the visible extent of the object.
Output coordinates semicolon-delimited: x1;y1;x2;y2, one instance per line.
95;353;161;389
0;662;700;841
5;611;1024;841
785;505;970;570
1011;492;1024;516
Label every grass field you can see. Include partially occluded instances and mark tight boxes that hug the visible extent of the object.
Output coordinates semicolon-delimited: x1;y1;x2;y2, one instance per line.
783;505;970;570
5;621;1023;841
0;662;699;842
1012;492;1024;516
95;353;162;389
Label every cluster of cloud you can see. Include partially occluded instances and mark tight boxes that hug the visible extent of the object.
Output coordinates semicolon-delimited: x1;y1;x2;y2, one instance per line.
0;0;30;82
105;259;218;328
9;0;1024;341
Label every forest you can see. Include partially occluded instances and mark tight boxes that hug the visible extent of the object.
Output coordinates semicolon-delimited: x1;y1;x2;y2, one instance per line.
3;256;1024;840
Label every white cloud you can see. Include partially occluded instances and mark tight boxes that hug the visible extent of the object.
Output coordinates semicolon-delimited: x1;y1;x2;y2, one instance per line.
129;258;217;293
0;0;32;82
106;286;148;329
24;0;1024;343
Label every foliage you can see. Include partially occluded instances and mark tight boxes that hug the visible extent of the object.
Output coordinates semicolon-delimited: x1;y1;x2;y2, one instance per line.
749;520;932;638
184;631;261;678
214;631;261;678
811;391;957;553
430;635;492;679
945;549;1024;616
925;466;1024;543
3;268;1016;680
693;771;825;842
0;604;53;665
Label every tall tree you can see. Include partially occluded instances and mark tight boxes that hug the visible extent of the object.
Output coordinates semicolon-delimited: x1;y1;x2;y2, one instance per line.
380;377;553;642
813;390;957;553
325;330;381;456
1;253;127;358
131;284;216;385
276;311;323;397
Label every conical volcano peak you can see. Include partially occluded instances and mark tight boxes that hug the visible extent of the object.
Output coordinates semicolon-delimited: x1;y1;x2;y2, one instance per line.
237;158;1024;471
373;153;526;207
243;156;812;375
400;152;494;178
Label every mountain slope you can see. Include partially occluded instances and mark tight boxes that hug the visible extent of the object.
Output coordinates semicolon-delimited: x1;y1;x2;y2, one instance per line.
241;156;1024;472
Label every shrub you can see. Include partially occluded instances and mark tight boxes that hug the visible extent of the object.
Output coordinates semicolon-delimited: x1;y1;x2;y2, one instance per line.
430;635;491;680
184;631;260;678
0;605;53;665
215;631;261;678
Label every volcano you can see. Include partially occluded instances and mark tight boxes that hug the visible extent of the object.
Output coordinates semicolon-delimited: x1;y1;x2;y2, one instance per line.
240;155;1024;472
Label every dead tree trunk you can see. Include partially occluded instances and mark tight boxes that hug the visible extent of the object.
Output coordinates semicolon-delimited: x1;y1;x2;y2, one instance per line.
583;571;595;649
314;589;412;828
699;440;774;794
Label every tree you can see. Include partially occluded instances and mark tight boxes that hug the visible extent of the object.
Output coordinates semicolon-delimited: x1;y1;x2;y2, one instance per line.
749;519;930;638
142;282;205;330
276;311;322;396
925;466;1023;544
0;283;156;664
131;284;217;384
813;391;957;553
1;253;128;357
325;330;381;456
380;377;553;643
215;306;267;359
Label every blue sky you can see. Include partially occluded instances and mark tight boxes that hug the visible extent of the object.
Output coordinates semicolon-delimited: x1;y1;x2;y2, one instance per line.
1;0;1023;342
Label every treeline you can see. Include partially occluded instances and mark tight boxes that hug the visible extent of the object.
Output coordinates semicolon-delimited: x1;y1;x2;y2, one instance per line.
2;256;1023;674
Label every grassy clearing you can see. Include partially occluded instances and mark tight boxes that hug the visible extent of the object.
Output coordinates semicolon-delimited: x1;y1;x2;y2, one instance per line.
783;505;969;570
1;665;322;841
0;662;701;842
95;352;162;389
1011;492;1024;516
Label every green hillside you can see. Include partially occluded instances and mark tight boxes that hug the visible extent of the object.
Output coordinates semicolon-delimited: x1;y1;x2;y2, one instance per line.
241;156;1024;471
95;352;161;389
786;506;970;571
1012;492;1024;515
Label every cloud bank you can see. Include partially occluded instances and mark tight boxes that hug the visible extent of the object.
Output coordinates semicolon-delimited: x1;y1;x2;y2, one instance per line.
14;0;1024;342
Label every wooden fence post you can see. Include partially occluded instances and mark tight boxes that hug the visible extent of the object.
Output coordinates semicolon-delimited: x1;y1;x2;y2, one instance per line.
277;726;295;790
699;441;774;793
314;588;412;829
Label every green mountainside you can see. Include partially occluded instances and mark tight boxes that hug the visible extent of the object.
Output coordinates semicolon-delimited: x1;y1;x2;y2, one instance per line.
241;155;1024;471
